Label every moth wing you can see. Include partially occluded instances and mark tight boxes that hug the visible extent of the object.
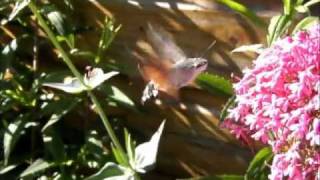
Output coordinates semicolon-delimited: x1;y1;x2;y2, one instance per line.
146;23;186;64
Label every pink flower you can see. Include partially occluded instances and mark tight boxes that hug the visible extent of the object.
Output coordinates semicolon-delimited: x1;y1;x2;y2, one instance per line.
224;23;320;180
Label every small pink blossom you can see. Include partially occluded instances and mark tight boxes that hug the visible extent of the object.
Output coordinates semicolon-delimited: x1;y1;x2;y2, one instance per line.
224;23;320;180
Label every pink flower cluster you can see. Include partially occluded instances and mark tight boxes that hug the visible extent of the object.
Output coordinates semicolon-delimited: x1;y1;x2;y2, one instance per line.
224;23;320;180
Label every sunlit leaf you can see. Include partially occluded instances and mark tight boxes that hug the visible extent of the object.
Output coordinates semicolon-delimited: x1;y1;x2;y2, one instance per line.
304;0;320;7
133;121;165;173
0;164;18;175
245;147;273;180
3;114;29;165
215;0;266;28
196;73;233;96
124;129;135;167
47;10;66;36
41;97;81;131
104;85;136;110
293;16;319;33
85;162;134;180
231;44;264;54
0;39;18;78
95;18;121;63
294;5;309;13
283;0;292;15
20;159;54;178
267;15;292;46
8;0;30;21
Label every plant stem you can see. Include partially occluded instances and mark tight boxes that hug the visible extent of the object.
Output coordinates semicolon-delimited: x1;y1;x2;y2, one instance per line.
28;1;127;163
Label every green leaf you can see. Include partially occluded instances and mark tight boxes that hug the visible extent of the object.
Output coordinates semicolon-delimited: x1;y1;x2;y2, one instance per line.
231;44;264;54
196;73;233;96
95;18;121;63
179;175;244;180
8;0;30;21
304;0;320;7
124;129;135;166
0;38;18;78
0;164;18;175
111;145;128;166
84;130;111;164
245;147;273;180
293;16;319;33
294;5;309;13
3;114;29;165
104;85;136;110
215;0;266;28
219;95;236;122
267;15;292;46
42;129;66;163
41;97;81;131
283;0;292;15
85;162;133;180
20;159;54;178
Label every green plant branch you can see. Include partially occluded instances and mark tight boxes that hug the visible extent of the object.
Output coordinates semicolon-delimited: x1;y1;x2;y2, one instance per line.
215;0;267;28
28;1;128;165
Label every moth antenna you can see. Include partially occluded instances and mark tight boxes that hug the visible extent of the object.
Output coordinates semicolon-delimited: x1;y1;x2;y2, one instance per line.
199;40;216;58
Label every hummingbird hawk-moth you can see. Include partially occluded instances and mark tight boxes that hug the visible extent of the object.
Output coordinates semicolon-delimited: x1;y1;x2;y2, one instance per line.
139;23;210;104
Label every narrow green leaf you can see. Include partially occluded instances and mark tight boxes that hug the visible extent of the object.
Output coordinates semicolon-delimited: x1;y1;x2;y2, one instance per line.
105;85;136;110
267;15;292;46
283;0;292;15
20;159;54;178
43;129;66;163
179;175;244;180
0;38;18;78
304;0;320;7
295;5;309;13
95;18;121;63
3;114;29;165
124;129;135;166
215;0;266;28
111;145;128;166
219;95;236;123
293;16;319;33
8;0;30;21
47;10;66;35
41;97;81;132
86;162;133;180
196;73;233;96
245;147;273;180
0;164;18;175
231;44;264;54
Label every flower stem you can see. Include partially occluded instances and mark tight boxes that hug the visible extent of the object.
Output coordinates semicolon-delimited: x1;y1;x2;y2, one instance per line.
28;1;127;164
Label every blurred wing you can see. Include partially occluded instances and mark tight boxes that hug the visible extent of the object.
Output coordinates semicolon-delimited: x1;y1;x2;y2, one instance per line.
146;23;186;64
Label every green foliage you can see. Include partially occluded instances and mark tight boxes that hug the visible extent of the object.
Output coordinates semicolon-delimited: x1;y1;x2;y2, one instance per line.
244;147;273;180
196;73;233;97
19;159;54;178
215;0;266;28
180;175;244;180
293;16;319;33
0;1;136;179
219;95;235;122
